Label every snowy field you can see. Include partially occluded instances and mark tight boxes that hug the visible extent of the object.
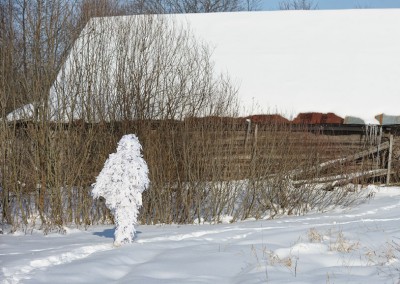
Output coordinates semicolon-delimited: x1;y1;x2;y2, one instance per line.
2;185;400;283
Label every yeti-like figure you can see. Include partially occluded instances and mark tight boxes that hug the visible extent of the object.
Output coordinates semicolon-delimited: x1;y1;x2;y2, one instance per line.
92;134;149;246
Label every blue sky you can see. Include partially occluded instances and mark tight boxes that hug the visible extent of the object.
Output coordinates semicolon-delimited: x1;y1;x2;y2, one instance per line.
260;0;400;10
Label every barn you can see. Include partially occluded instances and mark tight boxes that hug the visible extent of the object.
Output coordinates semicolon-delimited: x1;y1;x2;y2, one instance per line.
6;9;400;124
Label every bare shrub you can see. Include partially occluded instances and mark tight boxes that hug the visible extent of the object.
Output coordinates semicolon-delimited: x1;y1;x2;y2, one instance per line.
1;114;376;229
329;230;359;253
308;228;323;243
1;14;239;229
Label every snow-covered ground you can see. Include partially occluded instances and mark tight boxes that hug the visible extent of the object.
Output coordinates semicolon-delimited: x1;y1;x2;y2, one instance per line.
2;185;400;283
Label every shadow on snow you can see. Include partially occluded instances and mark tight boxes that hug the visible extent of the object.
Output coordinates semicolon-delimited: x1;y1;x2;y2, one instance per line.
93;228;142;239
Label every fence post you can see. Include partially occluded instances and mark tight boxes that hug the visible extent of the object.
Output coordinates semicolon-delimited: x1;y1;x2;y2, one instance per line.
244;119;251;151
386;134;393;185
253;124;258;151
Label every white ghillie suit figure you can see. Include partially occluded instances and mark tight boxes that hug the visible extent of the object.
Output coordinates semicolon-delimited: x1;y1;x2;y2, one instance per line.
92;134;149;246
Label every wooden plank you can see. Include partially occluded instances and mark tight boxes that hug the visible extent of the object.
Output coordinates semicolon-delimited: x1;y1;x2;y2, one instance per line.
294;169;389;186
294;169;395;191
290;141;390;178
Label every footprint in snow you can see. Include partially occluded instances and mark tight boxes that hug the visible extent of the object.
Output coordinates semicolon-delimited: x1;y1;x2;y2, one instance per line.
1;243;113;284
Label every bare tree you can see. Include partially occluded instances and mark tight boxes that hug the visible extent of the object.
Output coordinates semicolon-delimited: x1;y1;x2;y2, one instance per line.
124;0;258;14
50;15;238;122
279;0;318;10
1;0;240;229
0;0;80;227
0;0;78;118
242;0;261;11
165;0;242;13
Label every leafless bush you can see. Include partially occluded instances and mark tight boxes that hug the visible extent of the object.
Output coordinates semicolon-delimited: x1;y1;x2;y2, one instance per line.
1;13;239;228
1;118;373;228
50;15;238;122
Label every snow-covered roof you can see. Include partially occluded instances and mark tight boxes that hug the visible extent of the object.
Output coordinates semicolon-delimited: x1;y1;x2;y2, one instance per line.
6;104;35;121
174;9;400;123
8;9;400;124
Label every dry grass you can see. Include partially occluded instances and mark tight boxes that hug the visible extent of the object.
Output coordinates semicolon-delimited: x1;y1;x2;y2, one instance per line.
308;228;323;243
329;231;360;253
